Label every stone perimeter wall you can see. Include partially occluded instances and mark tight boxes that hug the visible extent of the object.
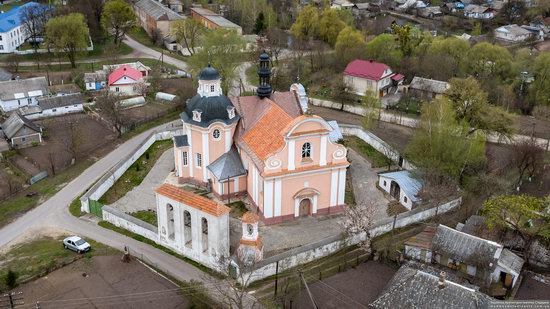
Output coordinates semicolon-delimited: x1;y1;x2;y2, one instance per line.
80;129;181;213
102;205;159;241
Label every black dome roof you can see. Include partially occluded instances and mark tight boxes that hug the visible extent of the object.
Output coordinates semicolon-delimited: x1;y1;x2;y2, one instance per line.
183;94;237;126
198;64;220;80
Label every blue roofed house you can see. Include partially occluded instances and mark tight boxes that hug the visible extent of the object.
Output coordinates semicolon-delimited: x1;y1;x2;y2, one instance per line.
0;2;44;53
378;170;422;209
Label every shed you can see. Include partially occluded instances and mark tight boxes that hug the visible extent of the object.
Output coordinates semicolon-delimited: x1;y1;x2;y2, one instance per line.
1;113;42;148
378;170;422;209
156;92;177;102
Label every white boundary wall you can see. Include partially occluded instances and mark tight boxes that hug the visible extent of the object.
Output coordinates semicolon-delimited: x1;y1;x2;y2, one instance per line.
339;124;416;170
239;197;462;284
80;129;180;213
310;97;550;151
102;205;158;241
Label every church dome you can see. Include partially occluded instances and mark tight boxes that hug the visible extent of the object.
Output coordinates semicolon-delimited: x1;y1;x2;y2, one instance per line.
198;64;220;81
183;94;238;127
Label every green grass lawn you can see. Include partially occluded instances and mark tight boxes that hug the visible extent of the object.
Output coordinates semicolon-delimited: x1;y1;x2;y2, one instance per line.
0;159;94;228
390;98;423;115
0;236;118;292
0;0;30;13
130;210;158;226
343;136;394;168
99;140;173;205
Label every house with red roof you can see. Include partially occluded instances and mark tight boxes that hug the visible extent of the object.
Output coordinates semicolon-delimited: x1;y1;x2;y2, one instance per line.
343;59;404;97
108;65;145;96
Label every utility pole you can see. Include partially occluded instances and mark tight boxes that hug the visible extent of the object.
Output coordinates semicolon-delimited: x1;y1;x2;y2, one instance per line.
299;271;318;309
0;292;24;309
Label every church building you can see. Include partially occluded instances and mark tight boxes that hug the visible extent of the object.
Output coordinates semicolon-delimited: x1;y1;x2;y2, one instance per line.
170;53;349;224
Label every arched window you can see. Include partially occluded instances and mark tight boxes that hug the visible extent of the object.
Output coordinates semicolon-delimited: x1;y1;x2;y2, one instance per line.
184;211;192;247
301;142;311;158
166;204;174;240
213;129;220;139
201;218;209;253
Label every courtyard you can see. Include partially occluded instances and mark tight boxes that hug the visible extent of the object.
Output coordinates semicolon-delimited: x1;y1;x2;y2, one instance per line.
105;136;393;258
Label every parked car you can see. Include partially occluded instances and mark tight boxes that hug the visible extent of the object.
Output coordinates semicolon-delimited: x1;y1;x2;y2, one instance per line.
62;236;91;253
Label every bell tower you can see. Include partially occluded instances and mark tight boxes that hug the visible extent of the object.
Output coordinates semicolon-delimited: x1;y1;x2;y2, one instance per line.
256;52;272;99
238;211;263;263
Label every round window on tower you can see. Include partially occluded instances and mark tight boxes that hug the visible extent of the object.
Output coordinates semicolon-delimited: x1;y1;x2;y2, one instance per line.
247;224;254;236
213;129;221;140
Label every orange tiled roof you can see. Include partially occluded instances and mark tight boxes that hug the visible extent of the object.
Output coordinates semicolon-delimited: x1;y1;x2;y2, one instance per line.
155;183;230;217
242;211;260;223
242;102;293;161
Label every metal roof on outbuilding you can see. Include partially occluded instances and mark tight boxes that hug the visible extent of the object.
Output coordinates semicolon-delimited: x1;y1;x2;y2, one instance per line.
37;93;83;110
378;170;422;202
1;112;40;138
0;77;48;101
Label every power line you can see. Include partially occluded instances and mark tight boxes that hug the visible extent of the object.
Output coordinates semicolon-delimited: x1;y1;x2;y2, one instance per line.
305;274;368;309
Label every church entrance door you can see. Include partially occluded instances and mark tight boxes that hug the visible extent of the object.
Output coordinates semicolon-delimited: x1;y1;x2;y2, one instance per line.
299;198;311;217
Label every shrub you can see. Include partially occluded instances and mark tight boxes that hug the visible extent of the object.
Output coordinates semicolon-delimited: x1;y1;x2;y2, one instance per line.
5;269;17;289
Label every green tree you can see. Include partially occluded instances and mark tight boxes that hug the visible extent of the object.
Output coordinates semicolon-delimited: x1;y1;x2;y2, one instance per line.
482;195;550;263
335;26;366;66
4;269;17;289
405;98;485;181
361;91;381;129
446;77;515;136
101;0;136;45
188;29;246;93
254;12;266;34
290;5;319;40
318;8;346;46
426;37;469;77
172;19;204;55
466;42;513;80
390;24;424;57
529;52;550;107
366;34;403;68
45;13;90;68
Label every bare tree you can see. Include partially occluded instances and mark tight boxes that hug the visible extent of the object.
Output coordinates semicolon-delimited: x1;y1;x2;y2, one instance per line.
20;4;52;56
59;120;82;164
171;19;204;56
206;253;260;309
264;28;287;65
95;91;127;137
416;169;458;218
512;137;545;189
341;199;376;253
6;54;20;74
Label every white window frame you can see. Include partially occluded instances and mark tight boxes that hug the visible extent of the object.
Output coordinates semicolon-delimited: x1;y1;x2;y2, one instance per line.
196;153;202;167
212;129;221;140
182;151;188;166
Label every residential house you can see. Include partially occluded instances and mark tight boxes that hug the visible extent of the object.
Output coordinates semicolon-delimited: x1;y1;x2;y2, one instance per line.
378;170;422;210
418;6;443;19
169;54;349;225
190;7;242;34
520;25;546;41
464;5;495;19
1;112;42;148
108;65;145;96
84;72;107;91
30;93;84;119
0;2;46;53
164;0;184;13
134;0;184;39
370;264;493;309
408;77;450;100
495;24;533;42
0;77;48;113
404;224;524;291
102;61;151;77
331;0;354;9
343;59;404;97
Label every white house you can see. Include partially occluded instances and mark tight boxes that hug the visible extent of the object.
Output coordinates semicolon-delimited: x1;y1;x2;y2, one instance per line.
495;24;533;42
108;65;145;96
0;77;48;113
155;183;230;270
0;2;46;54
1;112;42;148
378;170;422;210
404;224;524;290
343;59;404;97
463;5;495;19
30;93;84;119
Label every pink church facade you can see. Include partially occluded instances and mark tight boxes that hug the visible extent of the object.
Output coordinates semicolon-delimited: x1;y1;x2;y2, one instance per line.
172;56;349;225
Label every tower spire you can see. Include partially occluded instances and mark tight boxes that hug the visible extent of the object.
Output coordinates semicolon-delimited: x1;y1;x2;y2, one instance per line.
256;51;272;99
